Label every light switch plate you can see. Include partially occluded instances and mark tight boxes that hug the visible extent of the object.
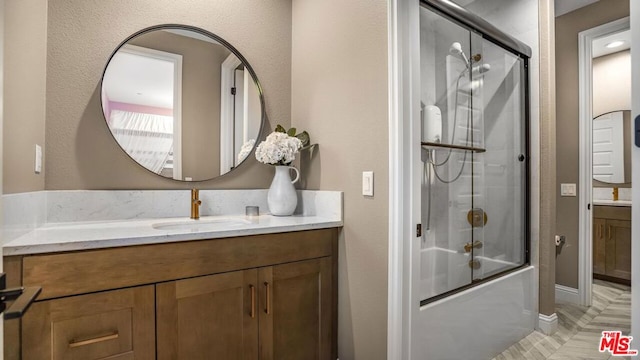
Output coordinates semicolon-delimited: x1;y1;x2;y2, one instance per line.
362;171;374;196
560;183;576;197
34;144;42;174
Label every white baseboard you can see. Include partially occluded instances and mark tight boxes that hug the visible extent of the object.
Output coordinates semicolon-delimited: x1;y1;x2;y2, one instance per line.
537;313;558;335
555;284;580;304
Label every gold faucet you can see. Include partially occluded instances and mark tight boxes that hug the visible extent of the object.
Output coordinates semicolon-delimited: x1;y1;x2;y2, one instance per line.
613;187;619;201
191;189;202;219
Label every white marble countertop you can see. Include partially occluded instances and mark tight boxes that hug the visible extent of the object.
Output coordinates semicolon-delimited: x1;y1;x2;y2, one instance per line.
593;199;632;207
3;214;343;256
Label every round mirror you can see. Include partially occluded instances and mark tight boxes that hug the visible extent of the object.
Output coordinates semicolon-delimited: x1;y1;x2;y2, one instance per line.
101;25;264;181
592;110;631;184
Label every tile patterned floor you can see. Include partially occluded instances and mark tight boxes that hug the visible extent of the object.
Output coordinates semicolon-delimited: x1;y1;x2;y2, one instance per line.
493;280;632;360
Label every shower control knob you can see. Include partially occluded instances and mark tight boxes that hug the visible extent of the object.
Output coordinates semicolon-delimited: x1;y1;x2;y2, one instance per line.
518;154;525;162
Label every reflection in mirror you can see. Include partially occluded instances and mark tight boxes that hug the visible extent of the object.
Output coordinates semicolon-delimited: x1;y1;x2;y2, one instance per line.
592;110;631;184
101;25;263;181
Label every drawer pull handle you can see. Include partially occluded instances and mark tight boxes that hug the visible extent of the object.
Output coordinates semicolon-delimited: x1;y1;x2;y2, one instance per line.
264;282;271;315
250;284;256;319
69;332;119;348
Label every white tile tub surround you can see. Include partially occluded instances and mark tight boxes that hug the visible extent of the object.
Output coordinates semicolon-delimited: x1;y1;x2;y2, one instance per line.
3;190;343;253
417;266;536;360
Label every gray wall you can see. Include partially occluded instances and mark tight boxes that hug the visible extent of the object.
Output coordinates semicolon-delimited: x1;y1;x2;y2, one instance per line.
291;0;389;358
43;0;291;190
555;0;629;288
3;0;47;194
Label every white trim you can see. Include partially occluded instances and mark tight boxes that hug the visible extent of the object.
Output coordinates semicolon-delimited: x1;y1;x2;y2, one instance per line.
577;17;629;308
388;0;422;357
555;284;580;304
120;44;183;180
537;313;558;335
220;54;242;175
387;0;404;357
631;0;640;341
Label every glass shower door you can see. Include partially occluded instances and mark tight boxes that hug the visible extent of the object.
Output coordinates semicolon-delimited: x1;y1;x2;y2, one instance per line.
419;4;528;303
471;38;527;281
420;7;480;300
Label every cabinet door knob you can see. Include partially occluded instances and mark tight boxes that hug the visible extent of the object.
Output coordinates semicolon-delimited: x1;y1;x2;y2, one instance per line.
264;282;271;315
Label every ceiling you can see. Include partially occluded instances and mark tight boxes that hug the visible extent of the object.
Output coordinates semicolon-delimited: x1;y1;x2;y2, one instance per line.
103;49;175;109
555;0;600;17
592;29;631;58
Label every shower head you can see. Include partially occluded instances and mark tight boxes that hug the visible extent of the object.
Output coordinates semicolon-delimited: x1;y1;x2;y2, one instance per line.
449;42;470;67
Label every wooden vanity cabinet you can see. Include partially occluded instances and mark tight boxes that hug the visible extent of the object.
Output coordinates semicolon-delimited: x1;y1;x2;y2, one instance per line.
593;206;631;283
6;228;339;360
156;257;332;360
22;286;155;360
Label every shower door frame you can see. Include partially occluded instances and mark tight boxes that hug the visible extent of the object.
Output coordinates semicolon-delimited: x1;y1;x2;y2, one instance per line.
417;1;532;306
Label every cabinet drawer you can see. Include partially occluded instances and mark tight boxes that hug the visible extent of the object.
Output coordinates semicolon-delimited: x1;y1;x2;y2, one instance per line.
53;308;132;359
22;286;155;360
594;206;631;221
22;229;336;300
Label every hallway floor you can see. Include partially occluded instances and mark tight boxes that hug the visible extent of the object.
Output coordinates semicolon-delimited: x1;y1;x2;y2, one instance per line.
493;280;632;360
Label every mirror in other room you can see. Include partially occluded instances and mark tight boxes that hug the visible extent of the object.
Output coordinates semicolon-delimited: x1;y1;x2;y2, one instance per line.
592;110;631;184
101;25;264;181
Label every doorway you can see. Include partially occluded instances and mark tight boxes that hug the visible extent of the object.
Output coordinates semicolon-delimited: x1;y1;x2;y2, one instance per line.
577;17;631;307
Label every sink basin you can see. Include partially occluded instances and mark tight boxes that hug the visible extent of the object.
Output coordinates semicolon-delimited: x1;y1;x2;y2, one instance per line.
152;217;251;231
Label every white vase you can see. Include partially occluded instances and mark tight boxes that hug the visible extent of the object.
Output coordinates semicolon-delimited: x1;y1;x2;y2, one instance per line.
267;165;300;216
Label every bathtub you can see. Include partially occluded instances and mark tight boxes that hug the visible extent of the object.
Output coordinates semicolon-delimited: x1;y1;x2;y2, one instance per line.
414;247;535;359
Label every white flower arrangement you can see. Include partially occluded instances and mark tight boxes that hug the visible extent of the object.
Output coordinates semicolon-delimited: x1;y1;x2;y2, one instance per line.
237;139;255;164
255;132;303;166
255;125;310;166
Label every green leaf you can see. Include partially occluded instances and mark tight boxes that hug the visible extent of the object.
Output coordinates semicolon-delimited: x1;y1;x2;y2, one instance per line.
275;124;286;133
287;127;297;137
296;131;310;147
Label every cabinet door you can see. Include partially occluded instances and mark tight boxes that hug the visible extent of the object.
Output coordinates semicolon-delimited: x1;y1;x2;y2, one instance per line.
259;257;332;360
22;285;155;360
605;219;632;280
156;269;258;360
593;217;607;275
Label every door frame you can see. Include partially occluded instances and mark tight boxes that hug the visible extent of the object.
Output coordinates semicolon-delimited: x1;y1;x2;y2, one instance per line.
577;16;629;307
387;0;420;358
117;44;183;180
220;54;242;174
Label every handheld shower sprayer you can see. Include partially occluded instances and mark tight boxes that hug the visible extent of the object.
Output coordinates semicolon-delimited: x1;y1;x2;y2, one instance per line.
449;42;470;69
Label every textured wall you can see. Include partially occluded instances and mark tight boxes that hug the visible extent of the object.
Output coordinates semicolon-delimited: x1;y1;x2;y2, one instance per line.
538;0;557;317
555;0;629;288
45;0;291;190
3;0;47;194
291;0;389;358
